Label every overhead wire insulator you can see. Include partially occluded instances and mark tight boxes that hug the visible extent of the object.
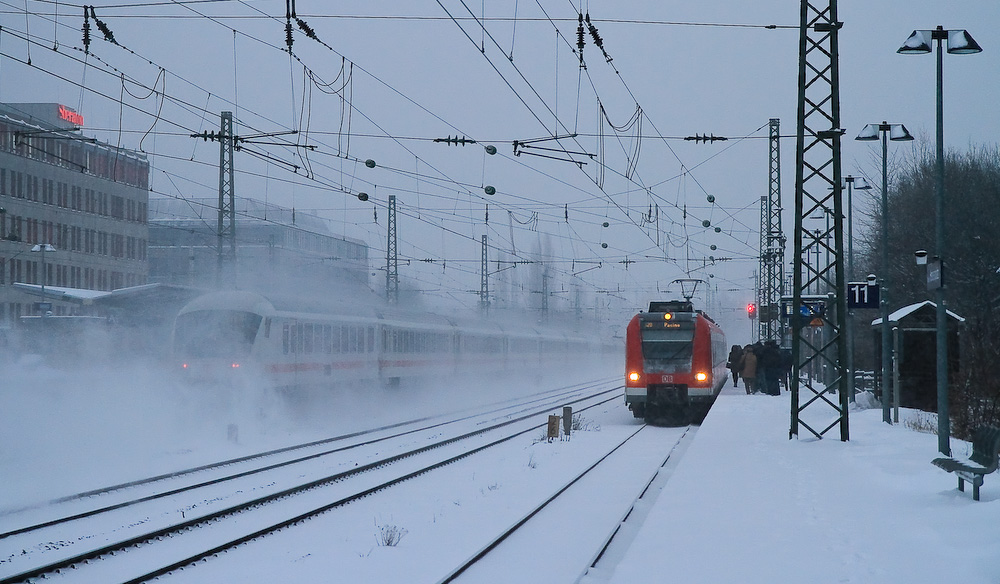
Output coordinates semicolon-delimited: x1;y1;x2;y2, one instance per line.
284;0;294;52
296;18;318;41
585;13;612;63
684;134;729;143
577;13;586;68
82;6;91;54
89;6;117;45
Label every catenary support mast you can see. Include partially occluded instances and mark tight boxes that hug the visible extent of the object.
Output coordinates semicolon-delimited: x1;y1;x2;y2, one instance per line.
790;0;849;441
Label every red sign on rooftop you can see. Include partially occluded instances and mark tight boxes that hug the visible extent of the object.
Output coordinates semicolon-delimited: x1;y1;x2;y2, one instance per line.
58;104;84;127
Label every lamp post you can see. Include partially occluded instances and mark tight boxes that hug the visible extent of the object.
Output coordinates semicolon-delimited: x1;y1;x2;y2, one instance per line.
30;243;57;316
898;26;982;455
856;122;913;423
842;175;870;402
842;176;871;282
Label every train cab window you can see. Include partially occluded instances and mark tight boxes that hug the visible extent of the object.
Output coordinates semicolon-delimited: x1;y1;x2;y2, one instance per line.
641;327;695;362
174;310;263;358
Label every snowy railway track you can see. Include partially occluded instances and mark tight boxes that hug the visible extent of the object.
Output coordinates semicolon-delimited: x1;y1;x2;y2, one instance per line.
435;424;694;584
0;379;621;584
1;377;612;541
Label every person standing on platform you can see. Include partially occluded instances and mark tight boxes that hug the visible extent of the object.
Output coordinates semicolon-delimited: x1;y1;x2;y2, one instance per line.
727;345;744;387
761;340;782;396
740;344;757;395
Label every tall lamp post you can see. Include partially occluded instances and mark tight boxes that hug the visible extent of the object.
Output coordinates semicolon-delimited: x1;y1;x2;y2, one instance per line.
856;122;913;423
842;176;871;282
842;175;871;402
30;243;57;316
898;26;982;454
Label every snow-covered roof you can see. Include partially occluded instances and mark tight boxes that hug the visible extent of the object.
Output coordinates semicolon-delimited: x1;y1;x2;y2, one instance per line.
871;300;965;326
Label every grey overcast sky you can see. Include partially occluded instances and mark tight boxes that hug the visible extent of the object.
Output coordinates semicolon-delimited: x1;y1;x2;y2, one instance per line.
2;1;997;335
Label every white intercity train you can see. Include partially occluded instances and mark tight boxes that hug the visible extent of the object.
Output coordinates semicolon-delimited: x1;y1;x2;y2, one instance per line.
172;290;607;389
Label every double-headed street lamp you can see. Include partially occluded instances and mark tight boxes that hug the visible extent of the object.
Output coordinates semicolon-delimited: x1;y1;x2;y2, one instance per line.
30;243;57;316
898;26;982;455
857;123;913;424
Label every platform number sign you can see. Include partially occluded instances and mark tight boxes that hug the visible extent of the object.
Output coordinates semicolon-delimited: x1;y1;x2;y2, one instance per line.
847;282;880;309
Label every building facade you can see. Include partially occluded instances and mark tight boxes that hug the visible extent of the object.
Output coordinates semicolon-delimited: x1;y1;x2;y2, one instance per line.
0;103;150;324
148;197;370;299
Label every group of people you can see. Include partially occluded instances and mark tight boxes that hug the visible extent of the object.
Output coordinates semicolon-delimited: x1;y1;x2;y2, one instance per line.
726;341;791;396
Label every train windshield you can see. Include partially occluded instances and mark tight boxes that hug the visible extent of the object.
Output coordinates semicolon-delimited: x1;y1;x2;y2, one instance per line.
641;326;694;370
174;310;263;358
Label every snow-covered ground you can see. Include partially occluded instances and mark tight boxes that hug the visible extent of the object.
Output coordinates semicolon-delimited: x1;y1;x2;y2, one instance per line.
3;358;999;583
603;387;1000;584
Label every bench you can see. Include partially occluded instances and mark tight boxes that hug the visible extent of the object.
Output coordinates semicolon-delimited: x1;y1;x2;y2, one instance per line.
931;425;1000;501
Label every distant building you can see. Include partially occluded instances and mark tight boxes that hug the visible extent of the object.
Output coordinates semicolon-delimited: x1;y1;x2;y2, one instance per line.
0;102;150;325
148;196;370;298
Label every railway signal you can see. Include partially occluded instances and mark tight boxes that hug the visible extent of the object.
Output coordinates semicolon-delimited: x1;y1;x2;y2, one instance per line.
747;303;757;319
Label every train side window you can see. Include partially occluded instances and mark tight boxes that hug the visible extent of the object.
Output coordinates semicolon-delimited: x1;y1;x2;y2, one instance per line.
341;326;349;354
264;318;271;339
367;327;374;353
323;325;332;354
282;324;289;355
304;323;314;354
348;326;358;353
295;324;304;354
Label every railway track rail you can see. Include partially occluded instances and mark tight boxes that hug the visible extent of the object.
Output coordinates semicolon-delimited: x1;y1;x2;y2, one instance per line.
436;424;694;584
0;378;621;584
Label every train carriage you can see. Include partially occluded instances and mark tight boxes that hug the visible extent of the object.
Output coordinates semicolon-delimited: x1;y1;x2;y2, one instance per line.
172;290;606;391
625;300;728;424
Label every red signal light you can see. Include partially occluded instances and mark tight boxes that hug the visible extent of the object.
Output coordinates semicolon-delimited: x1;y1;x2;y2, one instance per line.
747;303;757;319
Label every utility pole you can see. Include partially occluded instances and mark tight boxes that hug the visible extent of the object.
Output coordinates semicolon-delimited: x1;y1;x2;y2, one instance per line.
790;0;849;441
191;112;312;289
386;194;399;304
758;196;768;341
215;111;236;287
761;118;785;344
480;234;489;311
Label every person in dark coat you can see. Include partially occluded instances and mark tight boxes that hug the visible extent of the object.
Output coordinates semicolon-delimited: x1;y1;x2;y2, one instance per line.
726;345;744;387
779;347;793;391
740;344;758;395
760;340;782;396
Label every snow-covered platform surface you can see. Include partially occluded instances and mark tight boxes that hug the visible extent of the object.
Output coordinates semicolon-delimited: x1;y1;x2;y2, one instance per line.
601;388;1000;584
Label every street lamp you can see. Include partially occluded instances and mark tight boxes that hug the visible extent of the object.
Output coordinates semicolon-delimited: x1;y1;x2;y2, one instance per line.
841;175;871;403
898;26;982;455
30;243;57;316
857;122;913;424
842;175;871;282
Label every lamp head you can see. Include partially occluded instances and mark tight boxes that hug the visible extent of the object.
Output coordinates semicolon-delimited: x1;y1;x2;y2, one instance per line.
866;274;878;284
914;249;928;265
855;124;880;141
898;30;932;54
946;29;982;54
890;124;915;141
853;176;872;190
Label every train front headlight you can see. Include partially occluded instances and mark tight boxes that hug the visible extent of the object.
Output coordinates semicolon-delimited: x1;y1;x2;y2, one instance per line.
695;372;708;382
628;371;640;382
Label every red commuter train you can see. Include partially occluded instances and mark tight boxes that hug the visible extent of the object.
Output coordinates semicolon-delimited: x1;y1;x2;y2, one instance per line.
625;300;728;423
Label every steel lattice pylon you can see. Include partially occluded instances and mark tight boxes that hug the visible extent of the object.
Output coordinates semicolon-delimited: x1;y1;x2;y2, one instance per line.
790;0;849;441
759;119;785;343
480;234;489;311
217;111;236;286
386;194;399;304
